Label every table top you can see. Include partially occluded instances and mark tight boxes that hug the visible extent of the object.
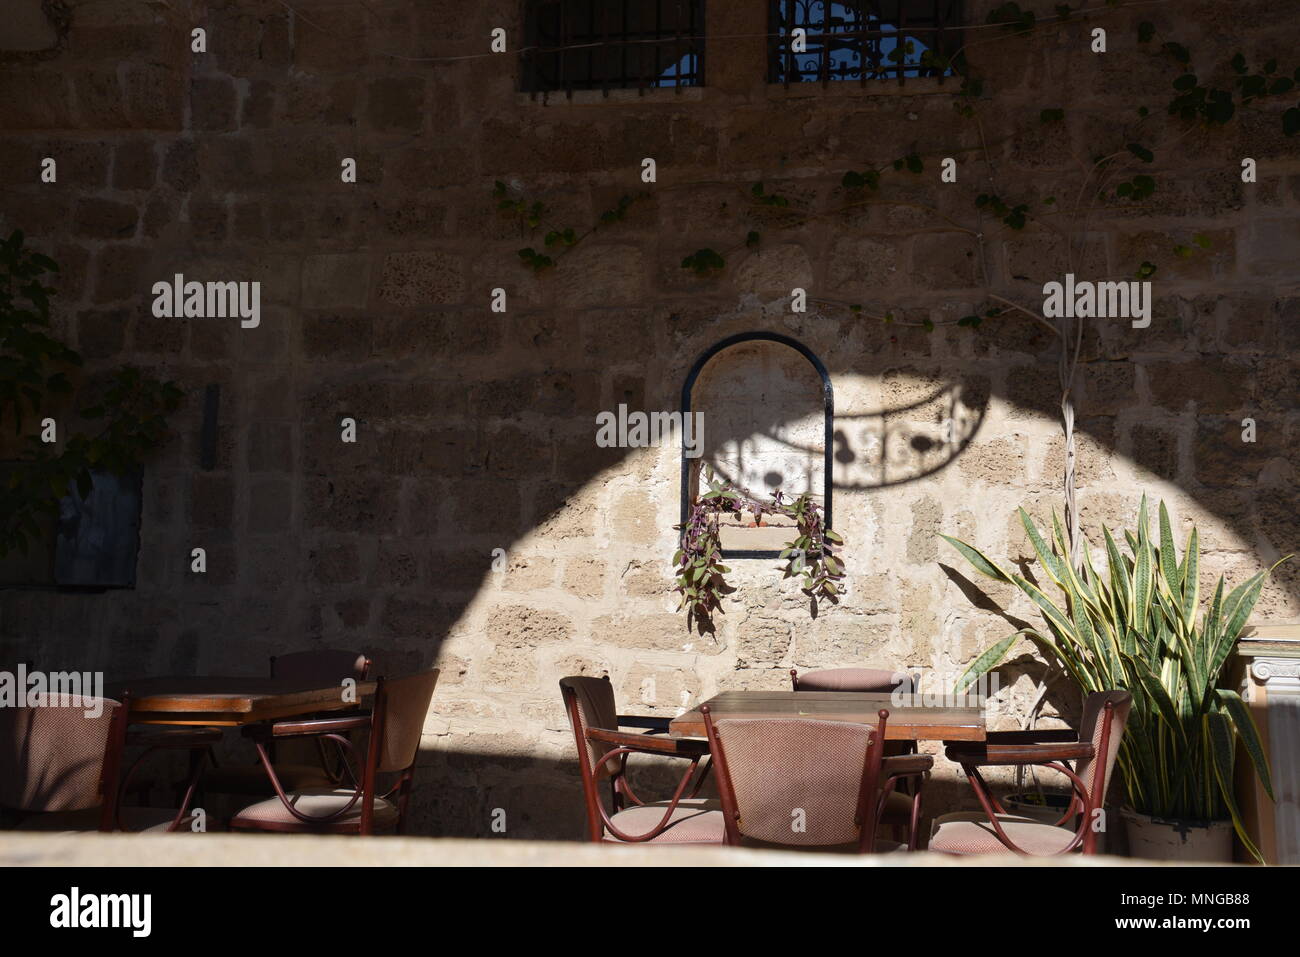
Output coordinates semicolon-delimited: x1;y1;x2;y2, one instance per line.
109;676;376;726
669;690;986;741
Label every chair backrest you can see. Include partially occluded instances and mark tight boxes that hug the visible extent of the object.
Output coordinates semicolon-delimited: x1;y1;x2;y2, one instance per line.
704;712;886;850
0;694;123;816
791;668;913;693
1074;690;1132;806
372;669;440;775
559;676;621;779
271;649;371;685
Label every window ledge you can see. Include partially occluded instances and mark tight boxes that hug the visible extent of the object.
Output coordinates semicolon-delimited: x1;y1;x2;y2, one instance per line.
767;78;957;98
517;86;706;107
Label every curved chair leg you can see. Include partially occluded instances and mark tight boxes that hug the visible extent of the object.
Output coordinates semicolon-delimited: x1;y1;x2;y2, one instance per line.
908;774;927;851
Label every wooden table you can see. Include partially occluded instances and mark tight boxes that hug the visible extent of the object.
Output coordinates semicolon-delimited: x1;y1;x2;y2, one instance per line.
109;677;376;726
670;691;986;741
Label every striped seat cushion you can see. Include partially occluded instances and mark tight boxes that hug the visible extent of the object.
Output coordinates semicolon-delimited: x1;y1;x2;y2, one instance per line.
231;788;399;830
605;798;725;844
929;811;1078;856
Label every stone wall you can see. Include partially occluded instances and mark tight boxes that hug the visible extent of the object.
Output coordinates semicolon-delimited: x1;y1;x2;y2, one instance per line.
1;0;1297;839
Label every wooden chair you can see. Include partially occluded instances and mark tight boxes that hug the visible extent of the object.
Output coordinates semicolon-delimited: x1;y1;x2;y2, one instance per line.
202;649;372;796
1;692;196;832
929;690;1132;856
790;667;927;849
560;675;723;844
228;669;437;835
702;705;927;853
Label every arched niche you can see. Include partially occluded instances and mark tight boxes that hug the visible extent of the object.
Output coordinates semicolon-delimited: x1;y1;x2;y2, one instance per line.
679;332;834;559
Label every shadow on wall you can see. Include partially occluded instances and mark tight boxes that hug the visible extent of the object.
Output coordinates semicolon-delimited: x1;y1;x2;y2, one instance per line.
693;338;990;497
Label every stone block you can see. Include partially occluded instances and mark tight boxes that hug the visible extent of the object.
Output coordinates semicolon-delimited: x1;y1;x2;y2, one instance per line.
1130;423;1180;481
246;421;294;473
366;76;426;132
912;233;980;289
1194;416;1280;488
1145;357;1252;414
190;76;238;132
124;64;184;130
729;243;811;300
311;542;360;586
113;139;157;189
74;198;137;240
91;245;151;303
303;254;372;309
0;72;73;130
304;476;400;531
378;251;466;306
162;139;198;191
247;479;291;533
190;474;234;530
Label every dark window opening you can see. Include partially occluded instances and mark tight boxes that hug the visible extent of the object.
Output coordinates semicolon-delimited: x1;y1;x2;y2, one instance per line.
768;0;962;87
522;0;706;95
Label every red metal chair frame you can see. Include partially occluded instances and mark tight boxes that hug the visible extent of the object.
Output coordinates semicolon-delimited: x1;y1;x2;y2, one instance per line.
941;699;1118;856
560;678;713;843
229;671;431;836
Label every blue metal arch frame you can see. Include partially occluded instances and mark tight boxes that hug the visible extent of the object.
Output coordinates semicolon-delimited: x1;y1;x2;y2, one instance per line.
679;332;835;559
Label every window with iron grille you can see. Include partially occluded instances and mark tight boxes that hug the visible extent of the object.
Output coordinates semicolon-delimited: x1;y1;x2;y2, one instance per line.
768;1;962;86
522;0;706;95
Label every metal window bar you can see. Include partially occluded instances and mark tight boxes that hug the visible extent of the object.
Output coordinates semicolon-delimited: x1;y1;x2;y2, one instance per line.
896;0;906;85
766;0;961;87
523;0;706;95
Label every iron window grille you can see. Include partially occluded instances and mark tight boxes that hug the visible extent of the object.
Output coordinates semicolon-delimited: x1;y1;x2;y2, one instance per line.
768;0;962;87
522;0;706;96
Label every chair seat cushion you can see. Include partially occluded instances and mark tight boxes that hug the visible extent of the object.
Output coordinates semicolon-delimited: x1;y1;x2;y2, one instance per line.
929;811;1079;856
739;835;908;853
202;762;335;794
231;788;398;831
17;806;195;833
605;798;724;845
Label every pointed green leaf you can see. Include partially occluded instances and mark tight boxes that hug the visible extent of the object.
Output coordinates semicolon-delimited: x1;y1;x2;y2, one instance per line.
1216;689;1273;801
939;534;1013;583
1206;711;1264;863
954;631;1024;693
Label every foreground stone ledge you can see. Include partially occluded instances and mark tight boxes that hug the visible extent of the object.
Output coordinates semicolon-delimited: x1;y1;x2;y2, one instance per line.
0;834;1183;867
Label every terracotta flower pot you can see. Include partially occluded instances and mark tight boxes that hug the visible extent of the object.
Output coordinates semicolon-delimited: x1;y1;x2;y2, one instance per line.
1120;808;1235;862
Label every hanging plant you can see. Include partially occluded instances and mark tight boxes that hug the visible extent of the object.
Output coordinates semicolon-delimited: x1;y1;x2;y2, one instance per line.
0;230;183;557
672;472;845;632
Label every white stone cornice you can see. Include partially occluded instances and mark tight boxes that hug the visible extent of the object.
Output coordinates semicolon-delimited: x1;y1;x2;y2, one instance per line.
1251;657;1300;692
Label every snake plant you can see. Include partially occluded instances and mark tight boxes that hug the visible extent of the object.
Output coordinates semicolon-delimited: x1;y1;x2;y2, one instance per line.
941;496;1286;860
